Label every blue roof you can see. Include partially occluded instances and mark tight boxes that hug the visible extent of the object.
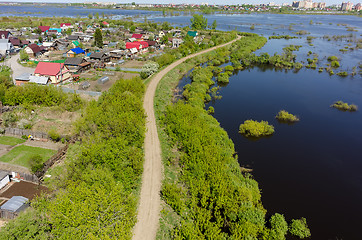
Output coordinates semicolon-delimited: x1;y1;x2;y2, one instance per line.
70;47;85;54
49;28;62;33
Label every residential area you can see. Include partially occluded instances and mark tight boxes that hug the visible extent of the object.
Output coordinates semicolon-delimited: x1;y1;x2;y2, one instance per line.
0;21;201;93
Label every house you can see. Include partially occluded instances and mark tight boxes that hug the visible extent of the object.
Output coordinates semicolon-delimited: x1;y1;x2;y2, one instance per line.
38;26;50;33
64;57;90;73
0;39;14;55
109;49;125;60
34;62;71;84
68;35;80;41
89;52;110;62
187;31;198;38
51;39;68;51
65;47;85;57
71;40;81;48
145;40;158;49
102;21;109;27
60;23;72;30
9;38;21;48
25;43;41;57
0;171;10;190
15;73;32;85
126;41;149;54
0;31;12;39
0;196;29;219
158;31;165;38
172;38;183;48
132;33;143;40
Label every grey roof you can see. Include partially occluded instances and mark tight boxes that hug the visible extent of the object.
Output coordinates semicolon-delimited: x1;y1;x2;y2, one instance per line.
68;35;79;40
29;75;49;85
15;72;31;81
64;57;84;66
1;196;28;212
0;171;9;180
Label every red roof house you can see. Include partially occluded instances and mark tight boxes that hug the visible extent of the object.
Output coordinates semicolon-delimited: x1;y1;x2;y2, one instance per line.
38;26;50;32
131;34;143;39
34;62;71;84
0;31;12;39
126;41;149;54
60;23;72;27
102;21;109;26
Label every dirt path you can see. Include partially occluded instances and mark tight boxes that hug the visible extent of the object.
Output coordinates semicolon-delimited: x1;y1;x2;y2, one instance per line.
132;36;241;240
4;53;34;81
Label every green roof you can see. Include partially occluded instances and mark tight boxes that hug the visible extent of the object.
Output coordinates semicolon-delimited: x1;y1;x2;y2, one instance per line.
72;40;80;47
187;31;197;37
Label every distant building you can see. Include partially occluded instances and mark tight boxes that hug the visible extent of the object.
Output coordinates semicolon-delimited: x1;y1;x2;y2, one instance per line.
340;1;353;10
292;0;325;9
355;3;362;10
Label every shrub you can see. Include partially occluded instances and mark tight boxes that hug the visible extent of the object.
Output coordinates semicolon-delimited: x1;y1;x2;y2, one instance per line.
224;65;234;72
269;213;288;240
140;61;159;79
2;112;18;127
330;60;340;68
289;218;311;239
275;110;299;122
336;71;348;77
29;154;43;174
327;56;338;61
207;106;214;114
48;129;60;141
217;72;229;83
331;101;358;111
239;120;275;137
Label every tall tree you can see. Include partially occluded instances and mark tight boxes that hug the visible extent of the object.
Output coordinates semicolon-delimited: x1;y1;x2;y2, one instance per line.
94;28;103;48
190;14;208;30
211;20;217;30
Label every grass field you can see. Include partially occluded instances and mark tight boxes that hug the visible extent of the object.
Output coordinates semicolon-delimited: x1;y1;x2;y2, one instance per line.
0;136;26;146
0;145;56;168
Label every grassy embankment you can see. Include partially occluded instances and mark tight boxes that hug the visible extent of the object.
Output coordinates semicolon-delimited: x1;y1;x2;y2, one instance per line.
155;32;311;239
0;78;146;239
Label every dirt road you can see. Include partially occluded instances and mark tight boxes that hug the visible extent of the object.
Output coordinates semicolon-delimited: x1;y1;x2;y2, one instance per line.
4;53;34;81
132;36;241;240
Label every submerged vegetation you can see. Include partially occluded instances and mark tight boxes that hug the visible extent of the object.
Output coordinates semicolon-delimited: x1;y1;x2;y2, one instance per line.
239;120;275;137
269;35;299;40
276;110;300;122
331;101;358;111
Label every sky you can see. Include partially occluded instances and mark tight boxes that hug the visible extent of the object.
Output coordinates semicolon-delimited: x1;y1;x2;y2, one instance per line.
1;0;359;6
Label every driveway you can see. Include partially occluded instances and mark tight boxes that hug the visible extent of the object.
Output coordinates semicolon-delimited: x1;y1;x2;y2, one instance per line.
4;53;34;82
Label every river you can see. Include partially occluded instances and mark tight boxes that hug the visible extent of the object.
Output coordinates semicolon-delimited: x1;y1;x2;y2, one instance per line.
1;6;362;239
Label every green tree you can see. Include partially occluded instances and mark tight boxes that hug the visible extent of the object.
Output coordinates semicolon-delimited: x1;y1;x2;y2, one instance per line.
94;28;103;48
19;49;29;62
88;13;93;19
190;14;208;30
95;12;99;20
289;218;311;239
29;154;43;174
269;213;288;239
65;28;72;36
211;20;217;30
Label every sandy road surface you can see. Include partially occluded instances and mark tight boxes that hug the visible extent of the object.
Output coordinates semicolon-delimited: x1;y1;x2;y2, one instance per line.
4;53;34;81
132;36;241;240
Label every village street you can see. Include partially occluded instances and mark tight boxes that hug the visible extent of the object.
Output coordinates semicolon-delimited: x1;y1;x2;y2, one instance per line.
4;53;34;81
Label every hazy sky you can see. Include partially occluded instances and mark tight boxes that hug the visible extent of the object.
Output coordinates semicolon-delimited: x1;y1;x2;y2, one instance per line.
2;0;359;6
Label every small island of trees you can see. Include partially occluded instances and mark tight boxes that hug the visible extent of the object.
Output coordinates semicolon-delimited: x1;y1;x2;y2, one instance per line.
239;120;275;137
275;110;300;123
331;101;358;111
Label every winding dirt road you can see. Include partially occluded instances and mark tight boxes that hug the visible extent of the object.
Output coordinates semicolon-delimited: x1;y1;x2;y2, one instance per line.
4;53;34;82
132;36;241;240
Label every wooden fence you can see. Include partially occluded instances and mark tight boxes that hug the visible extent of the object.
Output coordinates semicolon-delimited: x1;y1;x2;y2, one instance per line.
4;127;49;139
0;209;18;219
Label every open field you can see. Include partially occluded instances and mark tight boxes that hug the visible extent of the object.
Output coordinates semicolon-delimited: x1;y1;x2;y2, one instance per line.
0;145;56;168
0;136;25;146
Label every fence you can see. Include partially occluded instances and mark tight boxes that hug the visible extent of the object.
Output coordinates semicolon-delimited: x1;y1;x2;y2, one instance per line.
0;209;18;219
4;127;48;139
61;87;102;97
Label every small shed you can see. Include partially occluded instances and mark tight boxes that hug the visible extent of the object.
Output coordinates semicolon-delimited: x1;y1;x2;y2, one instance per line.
97;76;109;84
0;171;10;190
29;75;49;85
79;81;90;90
0;196;29;219
15;73;31;86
